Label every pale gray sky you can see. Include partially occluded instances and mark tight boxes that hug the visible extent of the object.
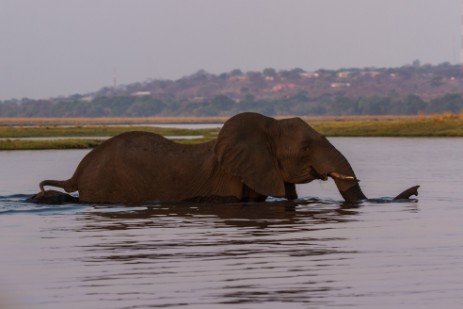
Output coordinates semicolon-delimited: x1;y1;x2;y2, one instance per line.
0;0;461;100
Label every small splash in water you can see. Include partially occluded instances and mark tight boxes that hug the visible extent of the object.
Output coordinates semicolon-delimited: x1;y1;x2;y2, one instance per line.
0;194;88;215
0;193;418;216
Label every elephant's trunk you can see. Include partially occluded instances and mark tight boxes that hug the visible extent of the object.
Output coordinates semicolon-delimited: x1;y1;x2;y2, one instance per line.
314;142;416;202
334;179;367;202
323;152;367;203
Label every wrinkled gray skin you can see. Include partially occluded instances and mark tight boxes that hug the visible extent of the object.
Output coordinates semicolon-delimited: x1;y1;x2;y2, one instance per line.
34;112;418;205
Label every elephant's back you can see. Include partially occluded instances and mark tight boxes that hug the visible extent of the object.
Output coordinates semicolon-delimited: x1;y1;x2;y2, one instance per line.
74;131;173;173
105;131;173;148
74;131;216;203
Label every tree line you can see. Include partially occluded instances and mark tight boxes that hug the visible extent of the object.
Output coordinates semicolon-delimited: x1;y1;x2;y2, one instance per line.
1;92;462;117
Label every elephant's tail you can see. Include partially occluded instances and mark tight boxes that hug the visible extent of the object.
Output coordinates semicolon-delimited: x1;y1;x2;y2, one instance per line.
40;179;77;193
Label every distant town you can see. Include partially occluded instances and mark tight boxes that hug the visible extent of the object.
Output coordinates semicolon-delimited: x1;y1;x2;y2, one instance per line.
1;62;462;117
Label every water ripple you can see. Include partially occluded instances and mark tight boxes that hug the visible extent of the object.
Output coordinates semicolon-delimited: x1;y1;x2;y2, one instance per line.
0;194;88;215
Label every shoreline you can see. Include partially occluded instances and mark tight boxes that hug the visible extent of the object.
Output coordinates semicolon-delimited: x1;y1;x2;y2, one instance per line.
0;114;433;127
0;114;462;150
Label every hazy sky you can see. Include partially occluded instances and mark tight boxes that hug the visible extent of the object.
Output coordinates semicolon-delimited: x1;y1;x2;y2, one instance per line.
0;0;461;100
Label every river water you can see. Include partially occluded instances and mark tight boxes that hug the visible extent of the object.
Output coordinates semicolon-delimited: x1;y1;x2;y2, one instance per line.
0;138;462;308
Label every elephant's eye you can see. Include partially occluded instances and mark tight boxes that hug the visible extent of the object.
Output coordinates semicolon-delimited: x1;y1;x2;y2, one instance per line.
302;143;312;152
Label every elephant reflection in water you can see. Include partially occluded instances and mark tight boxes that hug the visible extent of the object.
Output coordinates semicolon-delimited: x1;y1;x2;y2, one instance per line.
31;112;418;205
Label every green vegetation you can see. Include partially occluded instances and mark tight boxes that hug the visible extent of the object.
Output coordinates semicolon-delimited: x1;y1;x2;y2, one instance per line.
2;93;462;118
0;137;215;150
1;115;462;150
311;116;463;137
0;139;102;150
0;126;219;139
0;125;219;150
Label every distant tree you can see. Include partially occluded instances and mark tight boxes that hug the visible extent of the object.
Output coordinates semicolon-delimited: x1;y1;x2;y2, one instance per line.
263;68;277;77
289;91;310;103
246;71;263;82
329;96;359;115
243;94;255;103
230;69;243;76
279;68;304;80
219;72;229;80
127;97;165;116
358;96;391;115
395;65;416;79
211;95;234;110
429;94;463;114
307;102;327;115
398;95;427;115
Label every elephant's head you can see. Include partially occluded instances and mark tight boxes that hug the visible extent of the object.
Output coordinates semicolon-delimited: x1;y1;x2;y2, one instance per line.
214;112;367;202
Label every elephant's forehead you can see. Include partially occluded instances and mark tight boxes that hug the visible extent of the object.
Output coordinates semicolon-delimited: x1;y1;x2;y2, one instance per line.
281;121;317;139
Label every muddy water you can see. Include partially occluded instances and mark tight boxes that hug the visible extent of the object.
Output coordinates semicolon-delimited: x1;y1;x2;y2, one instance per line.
0;138;462;308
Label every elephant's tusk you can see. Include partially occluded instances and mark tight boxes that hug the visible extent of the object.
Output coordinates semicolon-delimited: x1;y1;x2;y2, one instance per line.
329;172;359;182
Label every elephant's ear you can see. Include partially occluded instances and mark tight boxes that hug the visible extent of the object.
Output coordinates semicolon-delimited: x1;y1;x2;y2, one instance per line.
214;113;285;197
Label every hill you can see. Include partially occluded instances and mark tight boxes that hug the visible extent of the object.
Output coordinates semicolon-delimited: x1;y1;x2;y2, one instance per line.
1;62;462;117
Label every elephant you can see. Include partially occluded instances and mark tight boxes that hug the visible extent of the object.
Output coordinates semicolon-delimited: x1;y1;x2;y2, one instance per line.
35;112;419;205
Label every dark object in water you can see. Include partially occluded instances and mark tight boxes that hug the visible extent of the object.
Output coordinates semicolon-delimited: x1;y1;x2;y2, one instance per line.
27;190;79;204
394;185;420;200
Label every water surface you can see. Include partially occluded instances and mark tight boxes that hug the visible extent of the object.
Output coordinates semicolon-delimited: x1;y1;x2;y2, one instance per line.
1;138;462;308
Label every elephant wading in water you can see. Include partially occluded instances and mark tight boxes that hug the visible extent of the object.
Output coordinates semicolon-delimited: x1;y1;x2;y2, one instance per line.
32;112;419;204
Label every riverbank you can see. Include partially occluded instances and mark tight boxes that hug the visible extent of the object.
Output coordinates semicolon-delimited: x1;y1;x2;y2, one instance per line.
311;114;463;137
0;126;217;150
1;114;462;150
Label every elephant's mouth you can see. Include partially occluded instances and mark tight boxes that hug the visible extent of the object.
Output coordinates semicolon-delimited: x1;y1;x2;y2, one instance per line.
310;166;328;181
290;167;323;183
310;166;359;183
